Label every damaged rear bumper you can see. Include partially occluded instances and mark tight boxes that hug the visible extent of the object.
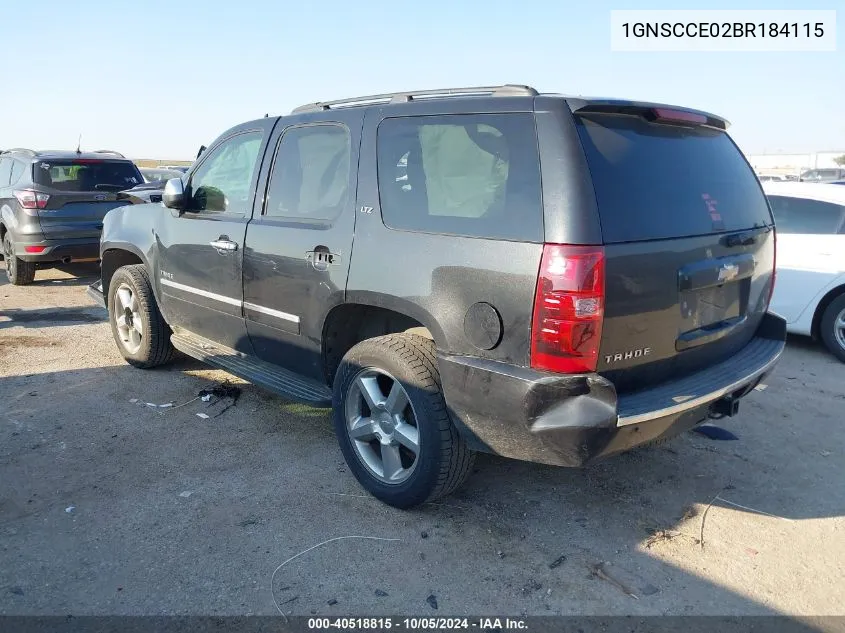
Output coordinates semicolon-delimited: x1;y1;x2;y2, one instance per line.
439;312;787;467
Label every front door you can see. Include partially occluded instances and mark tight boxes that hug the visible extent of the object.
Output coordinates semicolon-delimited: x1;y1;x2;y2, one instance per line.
242;113;363;380
155;122;275;351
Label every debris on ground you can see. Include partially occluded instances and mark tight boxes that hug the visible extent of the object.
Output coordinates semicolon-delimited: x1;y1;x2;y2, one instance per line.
145;402;173;409
692;425;739;441
8;586;24;596
549;554;567;569
420;531;429;539
644;528;699;549
327;599;337;606
426;594;438;609
198;381;241;402
754;383;768;391
196;413;209;419
591;561;659;599
179;491;192;498
65;506;75;513
197;381;242;418
374;589;388;597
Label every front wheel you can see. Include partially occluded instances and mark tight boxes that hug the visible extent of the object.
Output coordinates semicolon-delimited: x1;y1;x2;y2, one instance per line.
332;333;475;508
820;294;845;363
108;264;175;368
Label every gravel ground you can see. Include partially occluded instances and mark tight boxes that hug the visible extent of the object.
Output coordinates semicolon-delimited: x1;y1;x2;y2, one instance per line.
1;262;843;618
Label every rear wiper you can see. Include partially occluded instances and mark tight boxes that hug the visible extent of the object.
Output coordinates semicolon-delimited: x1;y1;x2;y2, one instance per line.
94;184;124;191
722;226;768;247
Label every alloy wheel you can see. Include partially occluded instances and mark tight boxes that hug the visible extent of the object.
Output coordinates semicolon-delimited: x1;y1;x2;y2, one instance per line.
344;368;420;484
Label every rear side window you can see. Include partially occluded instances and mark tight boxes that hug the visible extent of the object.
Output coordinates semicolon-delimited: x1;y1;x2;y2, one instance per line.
576;114;772;243
768;195;845;234
10;160;25;185
377;113;543;241
33;160;142;192
264;124;351;222
0;159;11;186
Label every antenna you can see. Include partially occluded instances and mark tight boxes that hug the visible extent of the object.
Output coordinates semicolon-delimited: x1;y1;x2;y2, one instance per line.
76;134;82;155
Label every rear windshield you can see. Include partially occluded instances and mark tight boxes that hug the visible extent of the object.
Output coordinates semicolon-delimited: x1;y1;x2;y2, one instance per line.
33;160;142;192
575;114;772;243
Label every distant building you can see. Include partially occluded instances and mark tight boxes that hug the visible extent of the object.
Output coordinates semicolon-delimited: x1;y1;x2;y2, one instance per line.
747;151;845;175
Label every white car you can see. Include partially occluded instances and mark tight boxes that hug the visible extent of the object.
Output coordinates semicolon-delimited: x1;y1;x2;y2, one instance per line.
763;182;845;361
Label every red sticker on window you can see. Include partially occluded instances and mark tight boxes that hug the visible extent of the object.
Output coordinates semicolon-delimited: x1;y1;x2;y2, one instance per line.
702;193;724;228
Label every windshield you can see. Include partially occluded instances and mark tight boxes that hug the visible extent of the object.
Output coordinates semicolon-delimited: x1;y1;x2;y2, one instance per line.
33;159;142;192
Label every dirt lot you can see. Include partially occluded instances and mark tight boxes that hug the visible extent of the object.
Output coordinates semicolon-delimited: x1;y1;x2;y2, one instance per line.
1;263;843;619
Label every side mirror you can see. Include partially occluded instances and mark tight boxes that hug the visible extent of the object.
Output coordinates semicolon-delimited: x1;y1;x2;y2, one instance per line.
163;177;186;213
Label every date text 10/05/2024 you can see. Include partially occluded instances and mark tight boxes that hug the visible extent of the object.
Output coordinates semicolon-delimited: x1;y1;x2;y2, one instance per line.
307;617;528;630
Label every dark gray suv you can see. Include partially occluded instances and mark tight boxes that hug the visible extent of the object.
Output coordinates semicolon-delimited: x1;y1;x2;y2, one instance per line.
0;148;143;284
88;85;786;508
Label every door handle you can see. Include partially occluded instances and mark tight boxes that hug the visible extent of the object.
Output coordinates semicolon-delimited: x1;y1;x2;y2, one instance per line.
210;238;238;253
306;247;340;271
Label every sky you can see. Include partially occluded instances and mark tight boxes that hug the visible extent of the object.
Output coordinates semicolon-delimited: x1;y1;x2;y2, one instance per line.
0;0;842;160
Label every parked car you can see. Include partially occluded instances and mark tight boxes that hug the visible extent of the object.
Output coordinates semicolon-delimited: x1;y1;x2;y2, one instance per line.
829;180;845;186
764;182;845;361
160;165;189;173
758;173;789;182
140;167;183;183
0;148;143;284
799;168;845;183
88;85;785;507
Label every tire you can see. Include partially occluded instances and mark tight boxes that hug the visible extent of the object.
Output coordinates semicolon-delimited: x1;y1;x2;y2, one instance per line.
3;232;36;285
819;294;845;363
108;264;175;368
332;333;475;508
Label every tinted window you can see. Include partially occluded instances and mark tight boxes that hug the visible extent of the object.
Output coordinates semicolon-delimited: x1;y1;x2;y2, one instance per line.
576;115;772;243
32;160;142;191
264;124;350;221
9;160;25;185
189;131;262;214
377;113;543;241
767;195;845;234
0;159;11;186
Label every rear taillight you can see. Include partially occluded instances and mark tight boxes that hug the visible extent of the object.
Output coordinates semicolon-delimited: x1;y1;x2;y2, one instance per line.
531;244;605;374
649;108;708;125
766;229;777;310
13;190;50;211
24;245;47;253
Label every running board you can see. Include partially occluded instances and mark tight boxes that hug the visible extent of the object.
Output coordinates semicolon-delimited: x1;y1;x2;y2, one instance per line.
170;331;332;407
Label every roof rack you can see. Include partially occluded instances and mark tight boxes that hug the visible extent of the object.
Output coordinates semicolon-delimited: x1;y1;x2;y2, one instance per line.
1;147;36;156
292;84;538;114
93;149;126;158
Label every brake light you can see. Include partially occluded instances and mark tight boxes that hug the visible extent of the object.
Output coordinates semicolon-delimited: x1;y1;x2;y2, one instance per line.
13;190;50;210
24;245;47;253
766;230;777;310
72;159;103;164
650;108;708;125
531;244;605;374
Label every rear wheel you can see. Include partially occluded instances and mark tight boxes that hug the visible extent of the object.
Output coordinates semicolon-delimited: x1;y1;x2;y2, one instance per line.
3;232;36;285
333;334;475;508
108;264;175;368
820;294;845;363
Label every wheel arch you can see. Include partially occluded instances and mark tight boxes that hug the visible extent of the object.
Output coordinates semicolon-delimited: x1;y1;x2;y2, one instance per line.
100;245;148;308
812;284;845;340
321;296;443;385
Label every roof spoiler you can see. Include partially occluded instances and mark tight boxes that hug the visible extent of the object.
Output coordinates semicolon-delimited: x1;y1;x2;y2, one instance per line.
566;98;730;130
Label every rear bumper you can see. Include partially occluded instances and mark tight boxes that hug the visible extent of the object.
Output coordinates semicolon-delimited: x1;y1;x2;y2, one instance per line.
13;238;100;263
439;312;787;467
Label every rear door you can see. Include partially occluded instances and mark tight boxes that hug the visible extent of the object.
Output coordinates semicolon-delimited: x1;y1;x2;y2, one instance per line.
766;193;845;323
31;159;144;239
572;109;775;392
